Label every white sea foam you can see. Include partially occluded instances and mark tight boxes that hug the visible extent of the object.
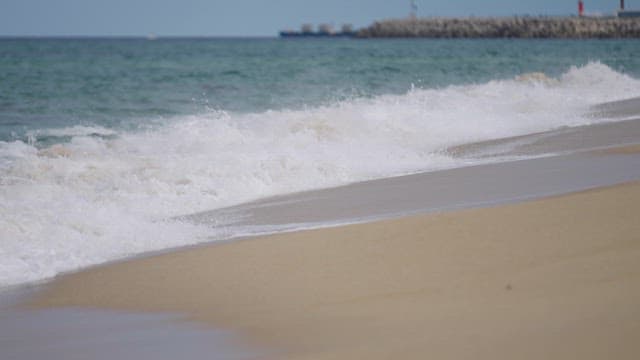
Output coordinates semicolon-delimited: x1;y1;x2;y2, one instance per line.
1;62;639;288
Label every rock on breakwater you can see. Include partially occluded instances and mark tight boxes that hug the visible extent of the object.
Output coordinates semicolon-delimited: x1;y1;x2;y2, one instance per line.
358;17;640;38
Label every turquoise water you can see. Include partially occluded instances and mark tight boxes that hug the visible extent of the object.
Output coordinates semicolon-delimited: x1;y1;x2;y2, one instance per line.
2;38;640;142
2;38;640;288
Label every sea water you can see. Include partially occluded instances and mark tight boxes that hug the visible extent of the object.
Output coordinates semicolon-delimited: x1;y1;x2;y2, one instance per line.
2;38;640;288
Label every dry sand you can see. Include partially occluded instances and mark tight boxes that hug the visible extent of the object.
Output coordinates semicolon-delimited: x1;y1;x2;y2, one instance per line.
31;182;640;360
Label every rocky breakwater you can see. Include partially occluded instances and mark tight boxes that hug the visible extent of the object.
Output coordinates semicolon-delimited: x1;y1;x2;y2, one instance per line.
358;17;640;38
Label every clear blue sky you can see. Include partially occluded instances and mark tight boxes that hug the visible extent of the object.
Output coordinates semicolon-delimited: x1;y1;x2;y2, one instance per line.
0;0;630;36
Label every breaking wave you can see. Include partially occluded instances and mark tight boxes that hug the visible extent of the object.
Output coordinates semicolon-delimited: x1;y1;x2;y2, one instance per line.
1;62;639;288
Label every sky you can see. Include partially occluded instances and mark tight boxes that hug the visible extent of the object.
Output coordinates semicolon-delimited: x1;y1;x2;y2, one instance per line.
0;0;630;37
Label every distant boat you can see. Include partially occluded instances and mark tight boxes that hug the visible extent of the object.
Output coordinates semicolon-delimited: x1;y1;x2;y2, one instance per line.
279;31;356;38
279;24;357;38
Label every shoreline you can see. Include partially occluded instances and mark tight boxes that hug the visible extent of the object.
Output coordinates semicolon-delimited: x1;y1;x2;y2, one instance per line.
28;176;640;359
12;137;638;294
3;132;639;297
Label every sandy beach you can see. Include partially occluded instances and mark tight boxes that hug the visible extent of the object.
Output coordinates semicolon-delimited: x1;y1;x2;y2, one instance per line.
30;173;640;359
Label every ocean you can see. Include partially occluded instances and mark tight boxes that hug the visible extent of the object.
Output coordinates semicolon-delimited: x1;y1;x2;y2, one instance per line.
2;38;640;288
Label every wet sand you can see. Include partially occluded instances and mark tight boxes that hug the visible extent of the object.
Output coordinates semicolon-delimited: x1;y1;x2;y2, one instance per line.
1;308;258;360
187;117;640;233
30;179;640;359
187;145;640;233
597;143;640;155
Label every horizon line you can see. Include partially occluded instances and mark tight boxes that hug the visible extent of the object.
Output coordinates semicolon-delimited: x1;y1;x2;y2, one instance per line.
0;35;280;39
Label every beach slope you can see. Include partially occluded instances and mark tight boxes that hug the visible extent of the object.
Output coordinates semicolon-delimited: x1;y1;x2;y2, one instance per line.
31;181;640;359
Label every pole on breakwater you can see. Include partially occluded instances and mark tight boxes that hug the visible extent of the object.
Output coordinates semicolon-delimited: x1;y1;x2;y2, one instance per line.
578;0;585;17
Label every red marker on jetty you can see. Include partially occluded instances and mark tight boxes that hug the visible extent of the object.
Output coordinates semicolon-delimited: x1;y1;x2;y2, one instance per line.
578;0;585;17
